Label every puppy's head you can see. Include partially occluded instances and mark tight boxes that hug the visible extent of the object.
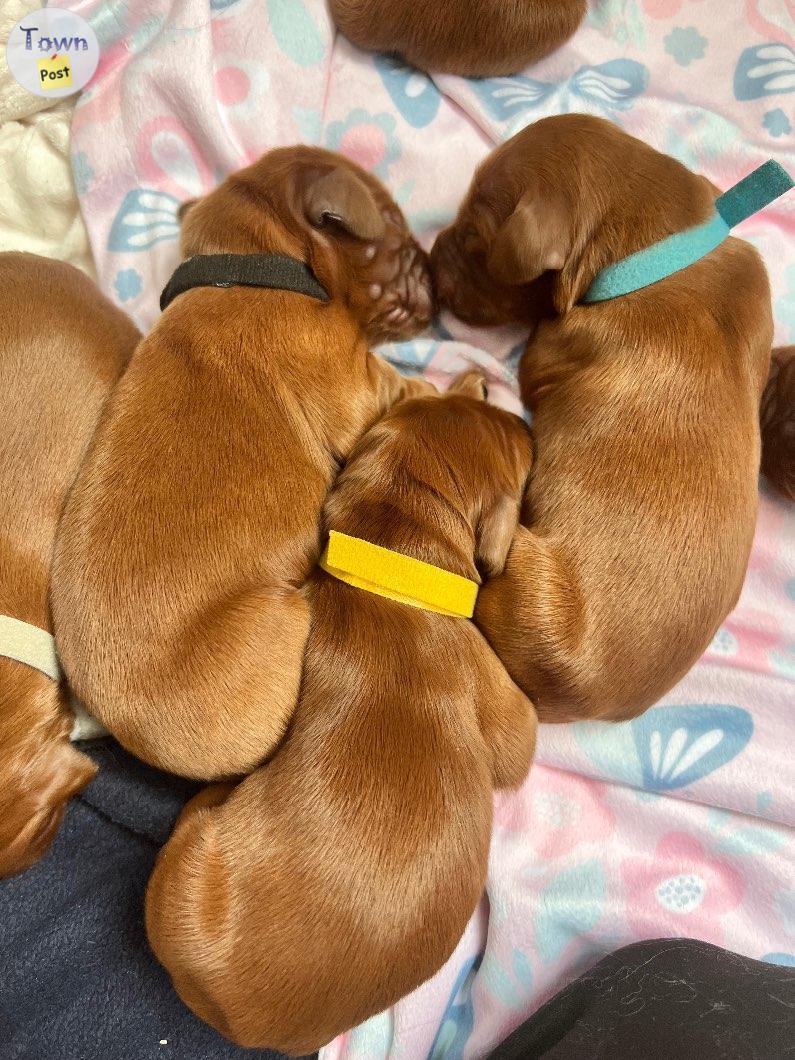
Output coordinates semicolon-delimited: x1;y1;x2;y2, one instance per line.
432;114;718;327
330;370;534;580
178;146;434;343
0;663;96;878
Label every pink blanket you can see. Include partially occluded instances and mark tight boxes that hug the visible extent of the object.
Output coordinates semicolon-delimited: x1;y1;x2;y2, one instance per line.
67;0;794;1055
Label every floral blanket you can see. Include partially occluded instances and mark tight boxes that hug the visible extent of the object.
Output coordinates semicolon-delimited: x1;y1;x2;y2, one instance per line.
66;0;794;1055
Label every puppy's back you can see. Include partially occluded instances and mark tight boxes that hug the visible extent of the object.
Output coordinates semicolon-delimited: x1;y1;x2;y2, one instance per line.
0;253;138;617
329;0;587;77
147;579;494;1053
0;253;138;875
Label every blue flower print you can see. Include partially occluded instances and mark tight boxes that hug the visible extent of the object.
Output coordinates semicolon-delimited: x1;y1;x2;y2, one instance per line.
267;0;325;67
374;55;441;129
471;59;649;124
763;108;792;138
573;704;753;792
428;955;482;1059
113;268;143;303
108;189;181;252
735;43;795;101
665;27;707;67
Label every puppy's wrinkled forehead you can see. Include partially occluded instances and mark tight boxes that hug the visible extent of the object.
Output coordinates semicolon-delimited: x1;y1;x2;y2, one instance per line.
178;145;434;342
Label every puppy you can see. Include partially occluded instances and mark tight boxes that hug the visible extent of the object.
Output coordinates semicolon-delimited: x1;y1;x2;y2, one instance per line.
0;253;139;877
145;373;537;1054
432;114;774;722
329;0;587;76
52;148;434;781
761;346;794;501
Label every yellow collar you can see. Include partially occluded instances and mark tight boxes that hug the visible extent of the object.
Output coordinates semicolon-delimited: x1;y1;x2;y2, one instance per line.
319;530;478;619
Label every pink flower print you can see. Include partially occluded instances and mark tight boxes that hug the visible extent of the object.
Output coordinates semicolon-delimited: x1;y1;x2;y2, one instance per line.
707;608;784;675
494;767;614;860
745;0;795;46
135;117;216;202
325;109;401;179
622;832;744;944
642;0;704;18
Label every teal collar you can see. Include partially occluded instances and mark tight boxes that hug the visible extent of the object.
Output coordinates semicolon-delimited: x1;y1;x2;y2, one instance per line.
582;159;793;304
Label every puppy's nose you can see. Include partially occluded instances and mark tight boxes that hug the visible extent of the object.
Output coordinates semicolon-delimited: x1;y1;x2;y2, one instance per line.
433;264;456;308
430;237;458;305
415;274;434;321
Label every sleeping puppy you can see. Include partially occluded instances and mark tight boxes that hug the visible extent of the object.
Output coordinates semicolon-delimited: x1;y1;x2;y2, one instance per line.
0;253;139;877
145;373;537;1054
329;0;587;76
52;147;434;781
432;114;774;722
761;346;794;501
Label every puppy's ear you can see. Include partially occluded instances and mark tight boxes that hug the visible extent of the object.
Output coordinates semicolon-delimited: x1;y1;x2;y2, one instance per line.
178;199;197;223
476;494;520;579
450;369;488;401
304;167;386;241
487;187;571;287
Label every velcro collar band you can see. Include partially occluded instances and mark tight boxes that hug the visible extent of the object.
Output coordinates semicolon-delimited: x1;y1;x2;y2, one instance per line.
583;159;793;304
160;253;330;311
320;531;479;619
0;615;61;681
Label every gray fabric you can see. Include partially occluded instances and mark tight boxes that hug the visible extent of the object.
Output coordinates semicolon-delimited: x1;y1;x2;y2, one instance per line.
0;739;295;1060
488;938;795;1060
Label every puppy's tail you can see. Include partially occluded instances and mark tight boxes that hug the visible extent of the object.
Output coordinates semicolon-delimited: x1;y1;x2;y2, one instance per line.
761;346;794;502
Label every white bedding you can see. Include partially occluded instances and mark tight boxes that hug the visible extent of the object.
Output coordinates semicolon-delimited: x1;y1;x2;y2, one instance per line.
0;0;91;275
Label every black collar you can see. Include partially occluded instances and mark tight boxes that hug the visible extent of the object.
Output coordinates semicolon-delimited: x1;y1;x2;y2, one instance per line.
159;253;330;311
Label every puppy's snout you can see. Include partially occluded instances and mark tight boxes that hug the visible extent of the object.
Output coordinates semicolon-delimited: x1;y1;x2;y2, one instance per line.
430;232;464;312
409;247;435;325
434;267;456;308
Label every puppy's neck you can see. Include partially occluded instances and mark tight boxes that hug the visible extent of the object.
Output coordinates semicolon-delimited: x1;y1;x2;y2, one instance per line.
325;485;479;586
155;284;350;360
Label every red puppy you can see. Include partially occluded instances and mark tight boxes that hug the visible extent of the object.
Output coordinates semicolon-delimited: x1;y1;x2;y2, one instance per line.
0;253;138;877
329;0;587;76
145;373;537;1053
52;148;433;781
433;114;775;722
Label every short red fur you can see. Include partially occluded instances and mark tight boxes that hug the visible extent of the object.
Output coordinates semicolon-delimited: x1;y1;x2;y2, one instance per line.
52;147;435;780
0;253;139;877
145;373;538;1053
432;115;774;721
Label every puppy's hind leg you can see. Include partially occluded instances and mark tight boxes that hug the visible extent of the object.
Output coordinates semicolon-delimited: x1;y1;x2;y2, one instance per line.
120;585;310;781
475;526;586;721
474;647;538;791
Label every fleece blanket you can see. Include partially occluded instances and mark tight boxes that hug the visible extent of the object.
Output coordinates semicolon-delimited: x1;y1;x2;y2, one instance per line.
65;0;794;1056
0;1;93;275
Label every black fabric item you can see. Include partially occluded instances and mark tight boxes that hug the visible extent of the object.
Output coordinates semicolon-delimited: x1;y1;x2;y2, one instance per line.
159;253;329;311
488;938;795;1060
0;739;299;1060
